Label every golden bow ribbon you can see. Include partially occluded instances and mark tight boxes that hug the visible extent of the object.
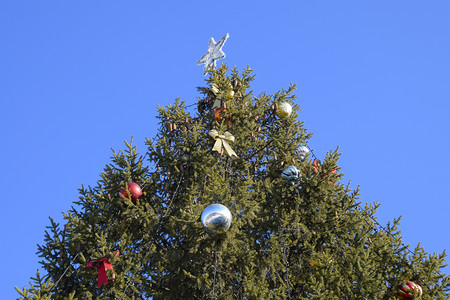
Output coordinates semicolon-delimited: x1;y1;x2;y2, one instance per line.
208;129;238;158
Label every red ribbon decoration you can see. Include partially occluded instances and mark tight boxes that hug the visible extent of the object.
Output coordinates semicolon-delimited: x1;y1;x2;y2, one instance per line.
86;251;119;288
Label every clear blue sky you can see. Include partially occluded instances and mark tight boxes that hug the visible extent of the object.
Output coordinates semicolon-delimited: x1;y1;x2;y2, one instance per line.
1;1;449;297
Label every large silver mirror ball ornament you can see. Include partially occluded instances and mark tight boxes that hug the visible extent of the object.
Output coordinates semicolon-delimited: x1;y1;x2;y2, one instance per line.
201;204;232;234
276;102;292;119
294;146;310;161
281;165;301;185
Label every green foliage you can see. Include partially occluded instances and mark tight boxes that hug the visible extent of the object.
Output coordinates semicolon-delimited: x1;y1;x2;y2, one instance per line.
17;65;449;299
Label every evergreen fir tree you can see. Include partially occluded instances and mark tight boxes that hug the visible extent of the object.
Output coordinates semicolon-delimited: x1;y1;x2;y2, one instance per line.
17;64;449;299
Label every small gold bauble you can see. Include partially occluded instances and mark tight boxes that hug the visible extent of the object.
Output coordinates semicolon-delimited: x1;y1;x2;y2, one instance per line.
276;102;292;119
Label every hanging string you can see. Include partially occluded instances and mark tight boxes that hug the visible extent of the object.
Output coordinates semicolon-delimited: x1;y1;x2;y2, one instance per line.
305;141;437;296
211;250;218;300
50;143;155;290
117;93;438;298
280;229;292;300
47;206;124;292
45;94;437;298
48;252;81;292
357;207;436;296
280;221;366;299
330;225;366;299
47;98;199;295
119;173;184;299
186;102;198;109
300;143;365;297
273;142;429;297
47;144;184;297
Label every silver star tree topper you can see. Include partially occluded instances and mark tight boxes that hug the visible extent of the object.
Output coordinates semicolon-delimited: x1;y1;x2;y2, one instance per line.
197;33;229;73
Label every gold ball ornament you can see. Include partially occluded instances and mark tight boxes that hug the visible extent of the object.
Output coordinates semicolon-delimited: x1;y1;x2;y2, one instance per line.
276;102;292;119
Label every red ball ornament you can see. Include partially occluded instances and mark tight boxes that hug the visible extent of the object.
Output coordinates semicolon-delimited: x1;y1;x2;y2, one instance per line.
397;281;422;299
120;182;142;204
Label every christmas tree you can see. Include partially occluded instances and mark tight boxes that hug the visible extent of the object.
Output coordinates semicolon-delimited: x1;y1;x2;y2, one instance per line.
17;35;449;299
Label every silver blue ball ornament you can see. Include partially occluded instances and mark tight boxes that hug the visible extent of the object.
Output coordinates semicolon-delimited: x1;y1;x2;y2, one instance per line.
294;146;310;161
201;204;232;234
281;165;301;185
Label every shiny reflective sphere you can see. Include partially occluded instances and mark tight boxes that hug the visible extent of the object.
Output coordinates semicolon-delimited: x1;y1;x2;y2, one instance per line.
201;204;232;234
281;165;301;185
294;146;310;161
